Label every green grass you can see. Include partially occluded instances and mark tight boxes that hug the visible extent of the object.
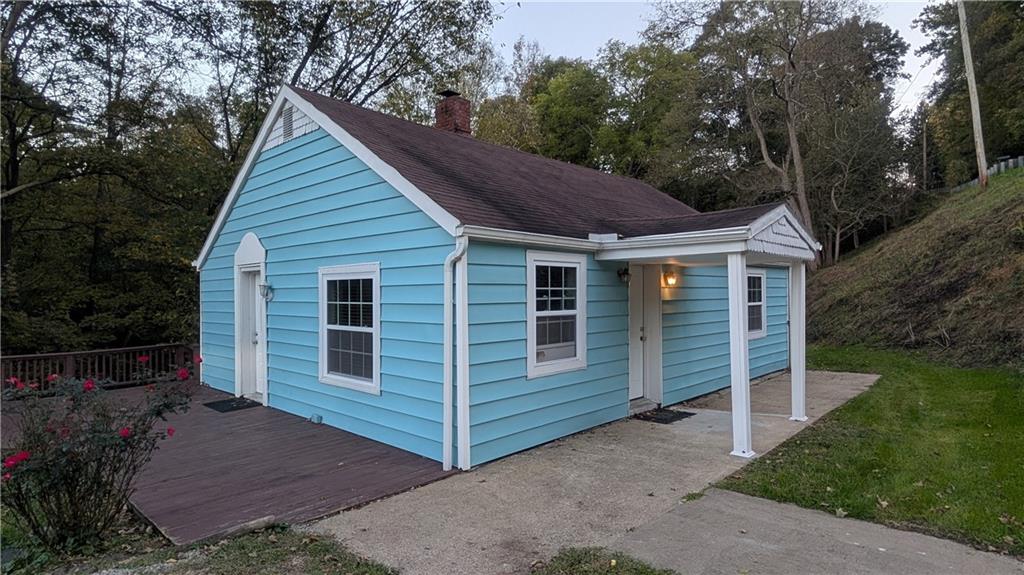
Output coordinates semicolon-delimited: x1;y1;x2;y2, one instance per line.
533;548;674;575
807;167;1024;368
719;346;1024;555
1;523;394;575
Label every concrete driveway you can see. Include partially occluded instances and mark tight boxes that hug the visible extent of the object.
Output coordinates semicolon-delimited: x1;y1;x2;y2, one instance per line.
311;370;878;574
613;489;1023;575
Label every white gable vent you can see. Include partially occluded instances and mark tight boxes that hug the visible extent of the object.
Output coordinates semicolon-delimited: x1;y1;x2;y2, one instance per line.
263;102;317;151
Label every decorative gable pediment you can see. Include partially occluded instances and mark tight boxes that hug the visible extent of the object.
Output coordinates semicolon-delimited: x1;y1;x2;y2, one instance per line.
747;212;817;260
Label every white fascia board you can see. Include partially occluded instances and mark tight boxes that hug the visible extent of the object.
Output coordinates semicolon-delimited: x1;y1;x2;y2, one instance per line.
193;83;463;271
749;205;822;251
459;225;600;251
596;240;749;261
194;87;289;270
283;85;460;237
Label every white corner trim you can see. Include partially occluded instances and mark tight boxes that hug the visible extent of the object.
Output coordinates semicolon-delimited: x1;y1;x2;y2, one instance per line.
317;262;382;395
195;88;289;270
525;250;588;380
283;85;460;237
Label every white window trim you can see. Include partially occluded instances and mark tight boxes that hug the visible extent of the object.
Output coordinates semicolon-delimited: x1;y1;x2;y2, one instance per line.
747;269;767;340
526;250;588;379
318;262;381;394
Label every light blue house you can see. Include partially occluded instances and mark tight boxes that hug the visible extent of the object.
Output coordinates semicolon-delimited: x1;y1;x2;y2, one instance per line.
194;85;820;471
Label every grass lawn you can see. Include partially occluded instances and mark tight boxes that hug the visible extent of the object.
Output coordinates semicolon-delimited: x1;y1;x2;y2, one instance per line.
1;521;395;575
532;548;674;574
719;346;1024;556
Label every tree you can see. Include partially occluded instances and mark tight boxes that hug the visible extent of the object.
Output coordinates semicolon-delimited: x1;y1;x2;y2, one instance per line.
916;1;1024;186
649;1;909;262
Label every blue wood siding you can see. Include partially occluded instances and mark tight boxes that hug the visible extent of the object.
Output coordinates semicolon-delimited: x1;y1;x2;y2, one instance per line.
661;265;789;406
466;242;629;466
199;128;453;461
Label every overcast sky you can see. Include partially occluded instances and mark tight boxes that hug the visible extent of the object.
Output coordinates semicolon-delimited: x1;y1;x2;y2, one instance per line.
490;1;940;116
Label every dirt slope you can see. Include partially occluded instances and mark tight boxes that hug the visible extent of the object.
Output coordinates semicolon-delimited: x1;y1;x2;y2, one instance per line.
808;168;1024;368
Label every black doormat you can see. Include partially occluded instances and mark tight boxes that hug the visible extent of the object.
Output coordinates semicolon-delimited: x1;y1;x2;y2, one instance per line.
634;409;696;424
203;397;261;413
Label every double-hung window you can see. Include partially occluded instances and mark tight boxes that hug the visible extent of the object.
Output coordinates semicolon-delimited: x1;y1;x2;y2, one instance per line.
318;263;380;394
527;251;587;378
746;270;767;339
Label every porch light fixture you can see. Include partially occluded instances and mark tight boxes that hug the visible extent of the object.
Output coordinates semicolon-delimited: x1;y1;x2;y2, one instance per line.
663;271;678;287
616;267;631;284
258;282;275;302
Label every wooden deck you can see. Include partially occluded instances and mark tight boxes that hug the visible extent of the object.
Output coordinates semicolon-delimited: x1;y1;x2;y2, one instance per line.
4;384;453;545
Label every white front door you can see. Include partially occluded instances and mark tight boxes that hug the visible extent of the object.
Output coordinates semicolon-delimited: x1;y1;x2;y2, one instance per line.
628;265;663;401
237;267;267;401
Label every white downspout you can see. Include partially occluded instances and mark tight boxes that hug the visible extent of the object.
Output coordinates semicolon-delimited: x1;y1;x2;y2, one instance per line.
442;235;468;471
455;251;471;470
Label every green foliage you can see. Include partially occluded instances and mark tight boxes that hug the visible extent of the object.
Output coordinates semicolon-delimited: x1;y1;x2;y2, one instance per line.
916;1;1024;186
532;61;610;168
2;372;193;552
0;1;493;354
720;346;1024;556
807;168;1024;368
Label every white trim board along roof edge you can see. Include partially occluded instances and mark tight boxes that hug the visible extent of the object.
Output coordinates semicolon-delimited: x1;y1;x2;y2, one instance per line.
193;83;462;270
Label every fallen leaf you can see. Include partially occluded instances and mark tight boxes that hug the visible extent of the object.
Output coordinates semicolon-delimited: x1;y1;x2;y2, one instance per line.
836;508;848;518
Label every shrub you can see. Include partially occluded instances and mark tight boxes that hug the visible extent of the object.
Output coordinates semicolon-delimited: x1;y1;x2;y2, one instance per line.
1;367;193;552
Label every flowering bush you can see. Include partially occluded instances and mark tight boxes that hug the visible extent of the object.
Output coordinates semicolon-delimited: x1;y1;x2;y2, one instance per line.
1;369;193;552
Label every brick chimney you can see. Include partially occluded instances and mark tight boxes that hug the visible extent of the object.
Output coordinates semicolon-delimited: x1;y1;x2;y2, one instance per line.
434;89;471;136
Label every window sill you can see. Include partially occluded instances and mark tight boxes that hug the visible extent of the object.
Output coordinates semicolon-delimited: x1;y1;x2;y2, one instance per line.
318;373;381;395
747;330;767;340
526;357;587;380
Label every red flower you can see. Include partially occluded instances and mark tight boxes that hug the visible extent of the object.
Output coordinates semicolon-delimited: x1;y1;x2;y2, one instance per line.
118;427;132;439
176;367;190;381
145;384;156;392
5;376;21;388
83;379;96;392
59;427;71;439
4;451;30;469
47;373;59;383
194;354;203;364
166;427;175;438
137;355;150;363
2;472;10;481
14;380;25;390
28;383;38;390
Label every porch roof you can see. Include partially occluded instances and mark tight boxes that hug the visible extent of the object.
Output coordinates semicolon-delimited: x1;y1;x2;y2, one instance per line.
460;203;821;263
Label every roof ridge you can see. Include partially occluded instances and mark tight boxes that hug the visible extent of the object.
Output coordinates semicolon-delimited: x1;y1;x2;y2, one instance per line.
287;85;669;193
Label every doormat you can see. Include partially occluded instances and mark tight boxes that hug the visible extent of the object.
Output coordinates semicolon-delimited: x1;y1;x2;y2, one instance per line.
203;397;261;413
634;409;696;424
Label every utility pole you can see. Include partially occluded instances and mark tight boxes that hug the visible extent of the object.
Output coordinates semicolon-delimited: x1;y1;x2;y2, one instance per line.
922;110;927;191
957;0;988;189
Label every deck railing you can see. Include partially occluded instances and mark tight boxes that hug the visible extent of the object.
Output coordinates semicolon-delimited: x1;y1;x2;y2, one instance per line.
0;343;197;391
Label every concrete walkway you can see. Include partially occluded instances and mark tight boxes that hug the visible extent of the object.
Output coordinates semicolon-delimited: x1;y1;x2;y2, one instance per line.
613;489;1024;575
311;370;879;575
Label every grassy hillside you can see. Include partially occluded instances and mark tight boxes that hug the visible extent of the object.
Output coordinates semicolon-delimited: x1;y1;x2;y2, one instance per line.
808;168;1024;368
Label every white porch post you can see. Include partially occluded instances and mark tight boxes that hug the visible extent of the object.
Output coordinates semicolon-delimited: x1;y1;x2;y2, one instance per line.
726;252;754;458
789;262;808;421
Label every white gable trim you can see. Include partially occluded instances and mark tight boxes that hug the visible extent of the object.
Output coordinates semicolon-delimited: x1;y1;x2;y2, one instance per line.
748;205;821;251
194;87;288;270
193;84;461;270
283;85;460;235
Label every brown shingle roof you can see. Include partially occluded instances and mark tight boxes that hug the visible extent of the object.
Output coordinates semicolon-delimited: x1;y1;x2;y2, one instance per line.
291;86;700;239
597;203;784;238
